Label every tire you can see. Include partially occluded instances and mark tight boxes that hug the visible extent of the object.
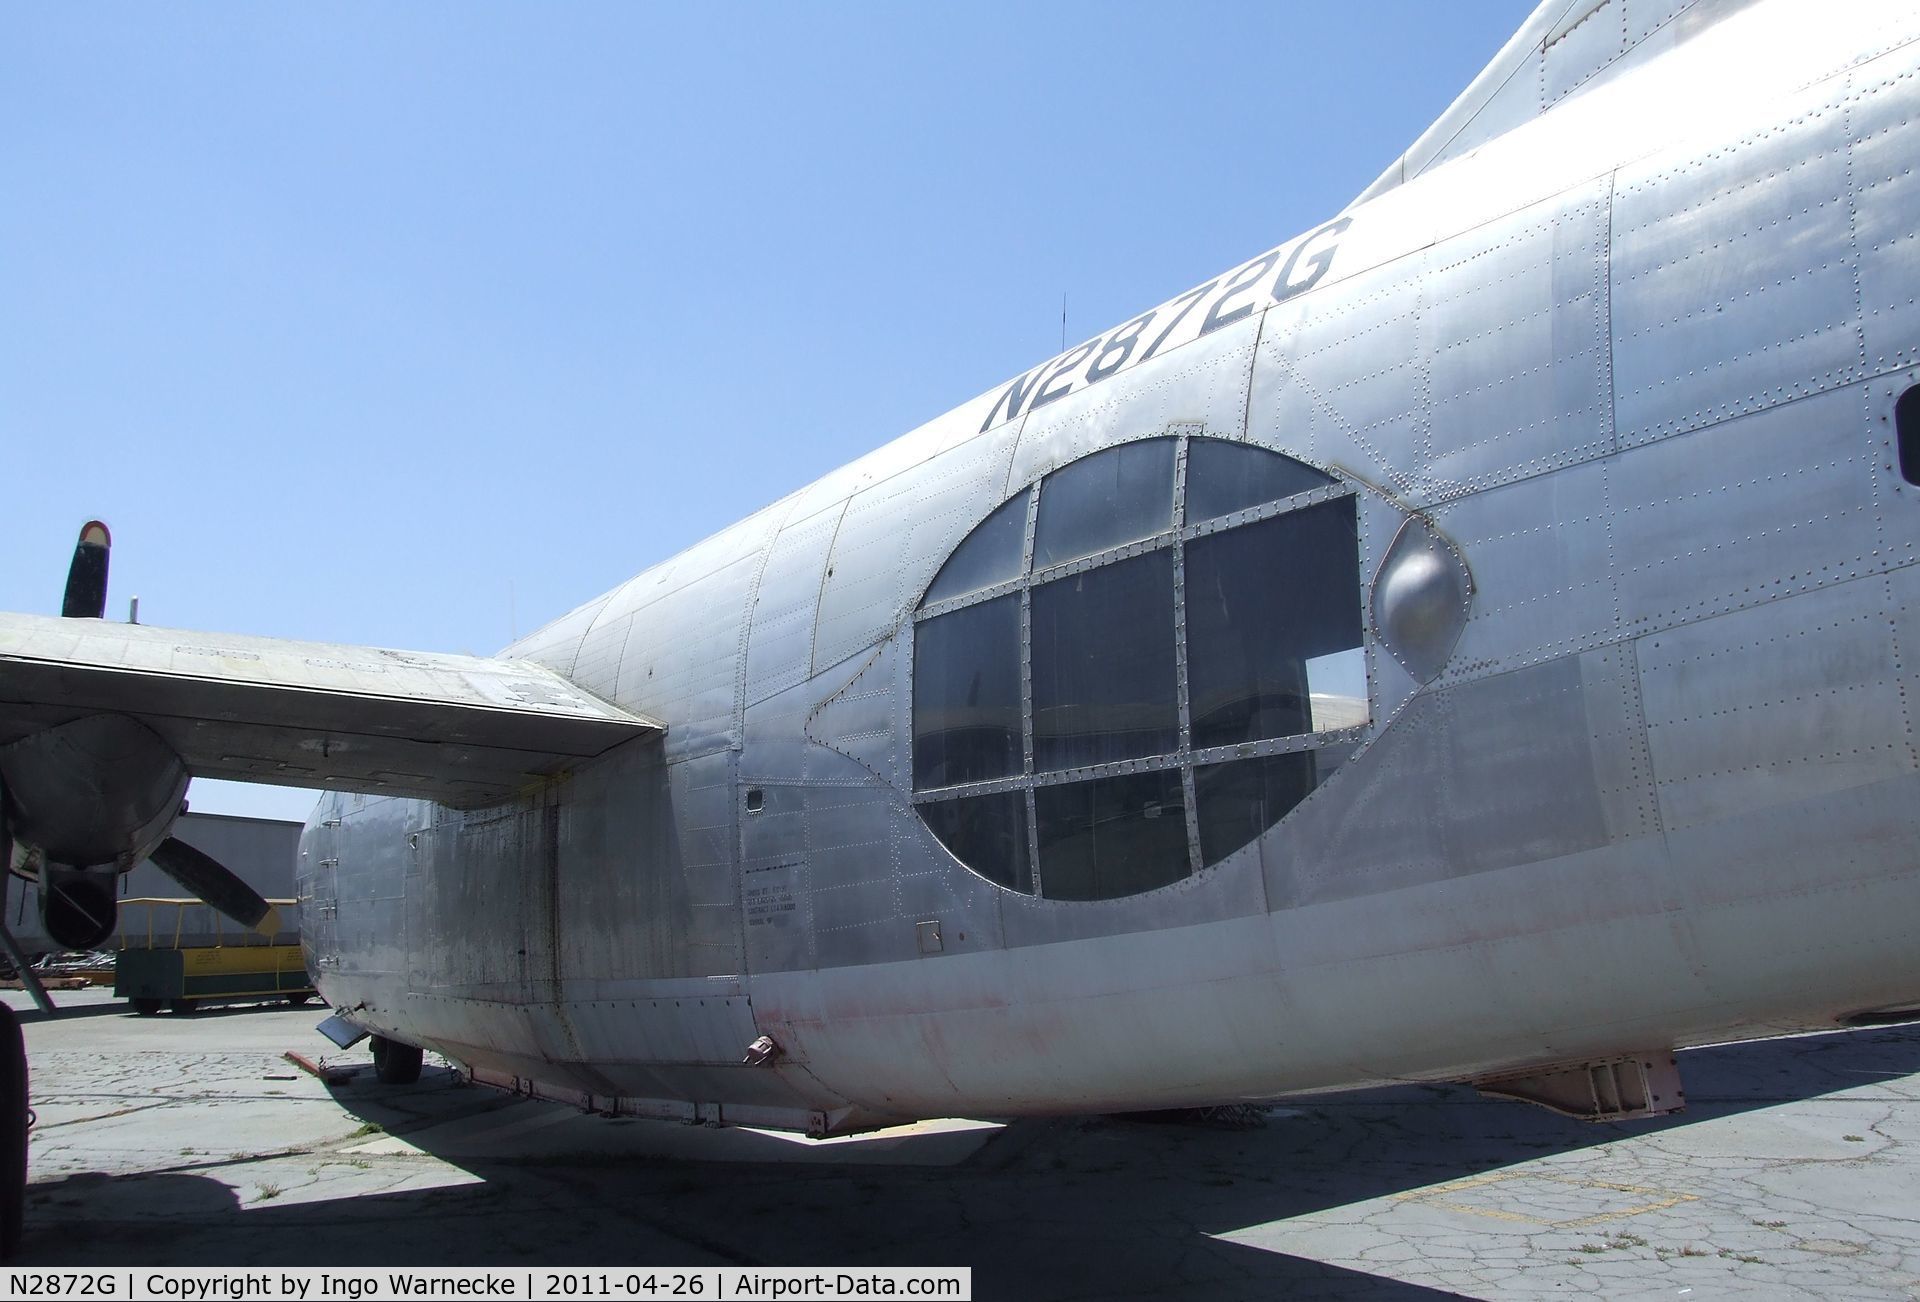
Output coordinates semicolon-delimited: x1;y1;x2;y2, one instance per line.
371;1035;423;1085
168;999;196;1015
130;998;162;1016
0;1003;27;1260
283;992;313;1007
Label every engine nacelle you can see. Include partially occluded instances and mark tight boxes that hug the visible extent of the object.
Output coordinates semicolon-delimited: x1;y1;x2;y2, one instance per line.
0;715;187;871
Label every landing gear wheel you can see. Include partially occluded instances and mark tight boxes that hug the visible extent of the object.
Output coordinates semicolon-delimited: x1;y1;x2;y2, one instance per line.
130;998;162;1016
0;1003;27;1260
283;992;313;1007
168;999;196;1015
371;1036;423;1085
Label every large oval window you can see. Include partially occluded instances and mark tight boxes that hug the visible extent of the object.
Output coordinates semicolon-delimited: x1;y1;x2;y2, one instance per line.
911;435;1367;899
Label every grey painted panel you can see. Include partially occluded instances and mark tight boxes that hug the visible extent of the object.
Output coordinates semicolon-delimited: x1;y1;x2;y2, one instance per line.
1431;457;1617;676
1252;183;1612;506
562;503;786;757
556;992;759;1067
741;853;812;975
407;802;548;1002
803;791;894;890
752;924;1275;1114
550;743;738;982
1005;316;1260;490
1851;56;1920;375
1612;77;1864;447
1891;562;1920;767
1609;386;1907;632
808;868;893;935
330;795;419;986
1665;770;1920;1020
1264;842;1703;1083
1531;0;1694;109
806;799;933;970
397;994;544;1060
1624;0;1694;46
1579;645;1664;843
667;753;740;976
804;639;901;789
1541;0;1633;109
1251;254;1425;493
743;504;844;708
1269;656;1611;910
740;657;838;790
740;778;806;849
812;428;1020;675
607;547;762;761
1637;576;1916;832
1418;180;1613;500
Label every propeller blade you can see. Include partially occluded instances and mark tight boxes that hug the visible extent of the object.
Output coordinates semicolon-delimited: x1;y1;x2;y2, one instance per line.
61;521;111;619
148;837;282;936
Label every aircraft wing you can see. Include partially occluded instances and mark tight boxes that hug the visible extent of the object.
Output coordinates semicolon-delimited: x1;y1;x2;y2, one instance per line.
0;611;660;808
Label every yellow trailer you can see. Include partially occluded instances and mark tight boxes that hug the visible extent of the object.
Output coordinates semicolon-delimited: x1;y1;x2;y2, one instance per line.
113;897;314;1015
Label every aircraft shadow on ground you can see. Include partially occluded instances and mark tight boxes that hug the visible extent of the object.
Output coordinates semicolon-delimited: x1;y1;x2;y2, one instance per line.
20;1024;1920;1298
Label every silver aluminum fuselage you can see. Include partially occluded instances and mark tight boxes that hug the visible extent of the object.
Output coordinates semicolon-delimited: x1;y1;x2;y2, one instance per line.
303;1;1920;1132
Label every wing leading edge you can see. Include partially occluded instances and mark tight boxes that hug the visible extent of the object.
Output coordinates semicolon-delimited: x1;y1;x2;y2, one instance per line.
0;611;660;808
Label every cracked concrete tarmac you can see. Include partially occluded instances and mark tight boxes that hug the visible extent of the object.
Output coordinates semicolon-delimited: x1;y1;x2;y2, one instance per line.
11;990;1920;1299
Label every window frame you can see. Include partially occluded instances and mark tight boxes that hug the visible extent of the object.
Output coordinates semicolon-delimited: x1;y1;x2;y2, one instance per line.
910;432;1366;898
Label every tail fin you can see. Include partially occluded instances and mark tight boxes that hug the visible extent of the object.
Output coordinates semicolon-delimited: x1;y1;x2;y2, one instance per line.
1352;0;1746;208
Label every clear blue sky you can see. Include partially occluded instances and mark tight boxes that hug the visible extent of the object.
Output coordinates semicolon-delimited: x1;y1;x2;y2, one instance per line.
2;2;1530;820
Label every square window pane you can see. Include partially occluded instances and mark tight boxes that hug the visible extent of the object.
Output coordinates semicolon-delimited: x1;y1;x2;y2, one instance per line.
1195;751;1328;867
1033;439;1176;568
923;793;1033;894
1307;647;1370;732
1036;770;1190;900
1187;498;1363;750
913;596;1023;790
1031;550;1179;771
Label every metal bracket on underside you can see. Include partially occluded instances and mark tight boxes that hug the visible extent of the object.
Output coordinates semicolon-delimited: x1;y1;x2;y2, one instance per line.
315;1012;370;1049
1474;1052;1684;1122
0;918;54;1017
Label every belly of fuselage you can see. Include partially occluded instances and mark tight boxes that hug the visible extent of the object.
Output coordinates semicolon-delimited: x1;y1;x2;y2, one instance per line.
303;564;1920;1123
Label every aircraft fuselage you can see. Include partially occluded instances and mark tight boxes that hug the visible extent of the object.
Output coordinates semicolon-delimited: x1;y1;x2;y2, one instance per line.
303;0;1920;1133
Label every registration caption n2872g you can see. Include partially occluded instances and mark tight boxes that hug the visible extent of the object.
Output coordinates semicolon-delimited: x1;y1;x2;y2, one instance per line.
6;1270;969;1301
